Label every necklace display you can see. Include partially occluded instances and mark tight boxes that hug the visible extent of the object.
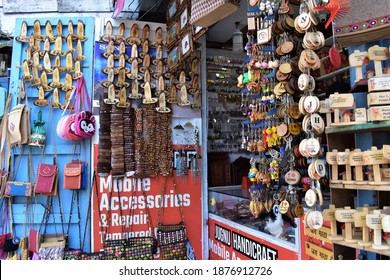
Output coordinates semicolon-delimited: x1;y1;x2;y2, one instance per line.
96;21;174;178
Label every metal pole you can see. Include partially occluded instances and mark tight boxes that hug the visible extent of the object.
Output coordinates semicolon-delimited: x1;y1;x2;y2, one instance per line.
200;34;209;260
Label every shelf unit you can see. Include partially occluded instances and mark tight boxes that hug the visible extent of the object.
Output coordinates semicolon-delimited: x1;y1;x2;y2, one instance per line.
330;183;390;191
325;121;390;134
326;121;390;260
332;240;390;257
326;80;390;261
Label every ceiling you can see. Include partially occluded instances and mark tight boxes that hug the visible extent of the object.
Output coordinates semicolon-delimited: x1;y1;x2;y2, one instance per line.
133;0;248;48
132;0;337;50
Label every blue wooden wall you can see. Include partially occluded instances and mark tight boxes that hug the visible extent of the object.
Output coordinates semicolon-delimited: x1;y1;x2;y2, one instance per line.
2;17;95;252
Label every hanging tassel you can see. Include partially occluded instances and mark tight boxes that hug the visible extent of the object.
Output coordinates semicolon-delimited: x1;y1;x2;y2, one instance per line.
112;0;125;19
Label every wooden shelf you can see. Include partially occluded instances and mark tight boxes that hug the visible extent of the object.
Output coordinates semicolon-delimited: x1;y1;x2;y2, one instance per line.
330;183;390;191
325;120;390;134
329;183;344;189
332;240;390;257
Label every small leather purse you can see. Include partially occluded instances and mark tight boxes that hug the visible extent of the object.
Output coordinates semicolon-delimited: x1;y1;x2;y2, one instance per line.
63;163;82;190
4;181;33;197
34;163;58;195
28;229;40;254
4;146;35;197
71;160;87;190
7;82;30;147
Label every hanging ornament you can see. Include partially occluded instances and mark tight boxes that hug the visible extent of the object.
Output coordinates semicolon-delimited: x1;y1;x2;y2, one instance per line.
29;110;46;147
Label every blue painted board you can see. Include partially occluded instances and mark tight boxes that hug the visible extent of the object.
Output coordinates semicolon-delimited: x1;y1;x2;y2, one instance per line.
5;17;95;252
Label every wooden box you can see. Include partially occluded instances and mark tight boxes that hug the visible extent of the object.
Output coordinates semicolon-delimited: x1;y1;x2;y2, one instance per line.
367;91;390;106
368;105;390;121
368;76;390;92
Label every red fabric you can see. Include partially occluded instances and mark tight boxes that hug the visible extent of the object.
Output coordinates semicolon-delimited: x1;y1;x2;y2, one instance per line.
0;233;11;259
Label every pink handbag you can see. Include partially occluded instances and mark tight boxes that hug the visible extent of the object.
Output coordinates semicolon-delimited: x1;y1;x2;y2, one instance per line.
64;114;84;141
56;77;95;141
56;114;72;141
57;85;76;141
73;77;96;139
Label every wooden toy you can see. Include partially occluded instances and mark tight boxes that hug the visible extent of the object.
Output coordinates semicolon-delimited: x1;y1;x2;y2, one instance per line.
323;205;343;241
328;93;366;126
366;210;390;250
368;45;389;77
363;146;390;185
348;149;366;185
348;50;369;82
338;149;352;183
335;207;358;243
354;207;372;246
326;149;341;183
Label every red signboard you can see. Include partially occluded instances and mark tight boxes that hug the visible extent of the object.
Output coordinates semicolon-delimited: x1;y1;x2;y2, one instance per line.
208;217;299;260
300;219;334;260
92;145;203;260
